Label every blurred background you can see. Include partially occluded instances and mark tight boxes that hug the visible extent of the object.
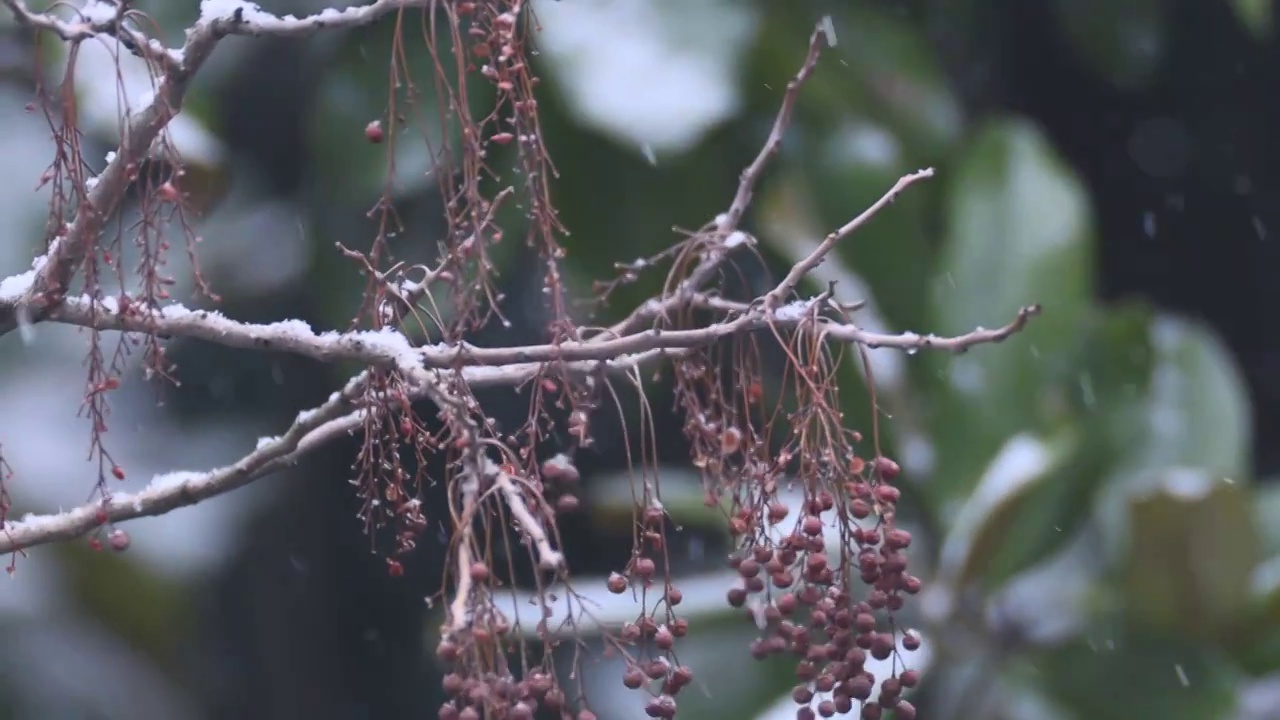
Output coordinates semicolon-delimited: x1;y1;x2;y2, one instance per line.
1;0;1279;718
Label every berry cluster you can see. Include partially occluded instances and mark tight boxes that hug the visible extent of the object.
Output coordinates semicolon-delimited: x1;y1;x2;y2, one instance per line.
728;455;922;719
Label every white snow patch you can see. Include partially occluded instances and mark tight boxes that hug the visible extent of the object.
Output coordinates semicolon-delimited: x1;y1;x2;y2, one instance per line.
78;1;119;24
772;299;816;322
199;0;274;23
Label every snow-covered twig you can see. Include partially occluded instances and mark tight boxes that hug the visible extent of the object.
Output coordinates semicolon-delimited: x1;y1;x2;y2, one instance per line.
0;372;368;554
0;0;435;339
490;460;565;571
7;271;1038;376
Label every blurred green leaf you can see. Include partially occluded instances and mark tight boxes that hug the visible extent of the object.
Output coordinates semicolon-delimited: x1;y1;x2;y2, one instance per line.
1233;555;1280;673
1038;630;1240;720
673;628;798;720
1231;0;1274;39
803;4;964;159
1125;471;1260;640
925;118;1094;504
1130;316;1251;477
936;432;1076;589
59;541;190;671
1088;313;1252;596
1062;302;1156;441
1256;483;1280;557
1053;0;1169;89
1094;315;1251;520
539;115;738;325
983;532;1105;647
970;431;1117;590
937;301;1156;594
800;117;938;336
966;304;1158;585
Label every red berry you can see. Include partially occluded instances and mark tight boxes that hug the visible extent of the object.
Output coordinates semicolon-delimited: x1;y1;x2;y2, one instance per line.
874;485;901;505
607;572;628;594
365;120;384;143
157;181;180;203
556;494;581;513
436;639;460;662
874;456;901;480
633;556;656;578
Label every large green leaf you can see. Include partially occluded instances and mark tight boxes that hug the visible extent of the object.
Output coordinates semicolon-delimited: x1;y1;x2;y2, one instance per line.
1091;314;1250;542
931;305;1164;605
1038;630;1241;720
1060;302;1157;448
1124;471;1260;641
925;118;1094;504
950;429;1120;591
934;432;1065;590
939;304;1161;593
1124;316;1251;478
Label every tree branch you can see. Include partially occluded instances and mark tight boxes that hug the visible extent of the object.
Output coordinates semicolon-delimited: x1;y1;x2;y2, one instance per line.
0;372;368;553
603;23;826;339
0;12;1044;594
0;0;436;339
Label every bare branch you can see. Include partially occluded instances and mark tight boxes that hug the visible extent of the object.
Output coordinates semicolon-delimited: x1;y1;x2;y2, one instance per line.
489;459;565;571
605;24;827;338
10;240;1035;376
764;168;935;309
0;294;1038;556
2;0;179;70
0;0;436;339
0;372;368;554
446;474;480;636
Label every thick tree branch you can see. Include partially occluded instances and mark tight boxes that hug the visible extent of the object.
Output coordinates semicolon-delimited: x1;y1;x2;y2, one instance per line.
8;225;1033;375
0;249;1039;556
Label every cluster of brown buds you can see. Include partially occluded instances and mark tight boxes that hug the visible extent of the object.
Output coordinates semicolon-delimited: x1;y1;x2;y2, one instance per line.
725;454;921;719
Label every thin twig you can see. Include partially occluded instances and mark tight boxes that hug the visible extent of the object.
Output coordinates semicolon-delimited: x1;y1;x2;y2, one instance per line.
604;24;828;338
490;459;565;571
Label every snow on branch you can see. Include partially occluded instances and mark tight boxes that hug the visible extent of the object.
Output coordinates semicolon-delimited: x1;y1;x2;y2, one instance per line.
0;13;1041;575
0;162;1040;555
0;372;367;553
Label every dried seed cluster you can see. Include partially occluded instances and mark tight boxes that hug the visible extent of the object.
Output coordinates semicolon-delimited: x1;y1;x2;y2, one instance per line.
724;455;921;719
